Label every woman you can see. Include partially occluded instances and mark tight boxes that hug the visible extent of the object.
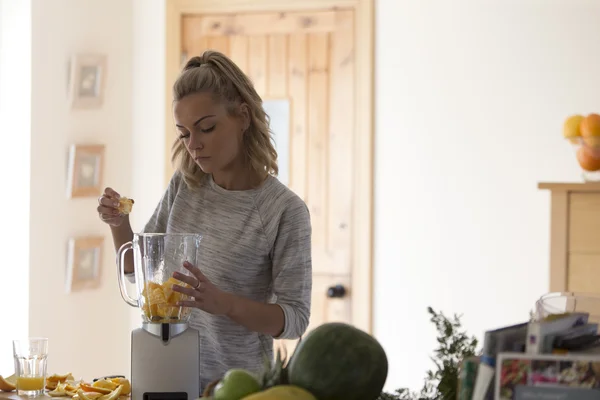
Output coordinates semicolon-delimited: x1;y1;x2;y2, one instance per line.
96;50;312;390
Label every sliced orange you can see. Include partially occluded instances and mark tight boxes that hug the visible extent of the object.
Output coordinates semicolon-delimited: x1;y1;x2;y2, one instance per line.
146;282;162;293
110;378;131;396
0;374;16;392
117;197;134;215
46;380;58;390
48;382;68;397
149;287;167;305
81;383;112;395
93;379;118;391
47;373;74;382
77;389;103;400
65;383;81;392
98;385;123;400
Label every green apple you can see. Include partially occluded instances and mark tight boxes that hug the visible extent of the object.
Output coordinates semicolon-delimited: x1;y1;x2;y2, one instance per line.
213;369;261;400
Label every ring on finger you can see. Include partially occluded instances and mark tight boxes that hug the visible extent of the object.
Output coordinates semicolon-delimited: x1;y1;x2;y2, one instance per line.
194;280;201;289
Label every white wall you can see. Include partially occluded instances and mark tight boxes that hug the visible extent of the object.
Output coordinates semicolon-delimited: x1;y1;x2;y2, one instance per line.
0;0;166;380
129;0;167;331
0;0;31;376
28;0;133;381
374;0;600;392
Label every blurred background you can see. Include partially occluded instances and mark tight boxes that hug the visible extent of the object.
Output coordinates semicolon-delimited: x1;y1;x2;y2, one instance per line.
0;0;599;393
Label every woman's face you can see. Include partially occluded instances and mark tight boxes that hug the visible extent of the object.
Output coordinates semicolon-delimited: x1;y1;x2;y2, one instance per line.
173;92;249;174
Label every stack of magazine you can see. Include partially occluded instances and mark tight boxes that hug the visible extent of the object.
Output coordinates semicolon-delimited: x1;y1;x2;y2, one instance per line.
458;312;600;400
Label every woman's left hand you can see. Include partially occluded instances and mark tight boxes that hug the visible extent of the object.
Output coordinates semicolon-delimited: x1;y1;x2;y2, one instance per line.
172;261;234;316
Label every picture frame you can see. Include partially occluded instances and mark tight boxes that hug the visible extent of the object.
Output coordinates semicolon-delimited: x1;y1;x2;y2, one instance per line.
65;236;104;293
66;144;105;198
68;54;107;109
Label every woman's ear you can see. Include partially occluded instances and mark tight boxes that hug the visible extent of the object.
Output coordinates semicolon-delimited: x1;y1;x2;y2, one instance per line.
239;103;251;131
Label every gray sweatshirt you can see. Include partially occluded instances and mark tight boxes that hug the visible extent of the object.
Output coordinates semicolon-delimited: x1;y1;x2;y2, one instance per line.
139;172;312;390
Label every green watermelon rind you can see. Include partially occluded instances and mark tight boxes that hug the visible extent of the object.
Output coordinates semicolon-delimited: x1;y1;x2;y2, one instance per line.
288;322;389;400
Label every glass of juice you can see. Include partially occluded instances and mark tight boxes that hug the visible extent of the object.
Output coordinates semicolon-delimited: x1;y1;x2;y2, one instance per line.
12;337;48;397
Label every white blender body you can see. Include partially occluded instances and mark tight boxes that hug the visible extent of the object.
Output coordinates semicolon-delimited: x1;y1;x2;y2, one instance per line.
117;233;202;400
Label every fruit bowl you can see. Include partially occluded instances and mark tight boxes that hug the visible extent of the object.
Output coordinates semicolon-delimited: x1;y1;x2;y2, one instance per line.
564;113;600;181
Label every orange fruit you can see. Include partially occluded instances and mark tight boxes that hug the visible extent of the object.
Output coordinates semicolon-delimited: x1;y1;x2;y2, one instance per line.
564;114;584;143
576;146;600;171
581;113;600;147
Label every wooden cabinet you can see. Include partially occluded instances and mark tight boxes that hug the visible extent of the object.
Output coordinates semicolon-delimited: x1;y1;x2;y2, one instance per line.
539;183;600;293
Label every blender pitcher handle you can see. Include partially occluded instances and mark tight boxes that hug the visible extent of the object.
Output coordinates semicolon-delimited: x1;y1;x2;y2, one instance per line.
116;241;138;307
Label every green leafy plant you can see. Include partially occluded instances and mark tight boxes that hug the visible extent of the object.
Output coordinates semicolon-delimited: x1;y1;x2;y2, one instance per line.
378;307;480;400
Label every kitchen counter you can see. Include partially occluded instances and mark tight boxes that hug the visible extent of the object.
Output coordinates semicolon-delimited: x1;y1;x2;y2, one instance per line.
0;393;53;399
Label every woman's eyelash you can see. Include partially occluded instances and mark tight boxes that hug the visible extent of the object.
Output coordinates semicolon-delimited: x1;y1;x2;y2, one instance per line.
178;125;215;139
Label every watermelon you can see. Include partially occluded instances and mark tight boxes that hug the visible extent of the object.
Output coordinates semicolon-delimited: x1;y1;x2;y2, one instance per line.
287;322;388;400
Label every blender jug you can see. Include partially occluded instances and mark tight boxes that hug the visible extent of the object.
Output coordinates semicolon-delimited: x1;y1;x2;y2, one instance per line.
117;233;202;400
116;233;202;323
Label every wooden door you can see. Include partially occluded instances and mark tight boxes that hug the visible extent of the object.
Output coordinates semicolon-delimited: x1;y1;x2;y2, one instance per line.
178;9;356;353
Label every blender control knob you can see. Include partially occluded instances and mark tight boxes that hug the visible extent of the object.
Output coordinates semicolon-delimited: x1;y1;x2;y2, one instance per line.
326;284;346;298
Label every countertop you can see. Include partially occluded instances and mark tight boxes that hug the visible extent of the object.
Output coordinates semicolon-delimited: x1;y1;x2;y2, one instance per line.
0;393;52;399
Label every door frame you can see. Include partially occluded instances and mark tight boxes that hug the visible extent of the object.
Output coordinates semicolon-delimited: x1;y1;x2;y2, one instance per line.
165;0;375;334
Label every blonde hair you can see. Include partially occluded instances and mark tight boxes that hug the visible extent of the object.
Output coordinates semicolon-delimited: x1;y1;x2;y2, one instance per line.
171;50;278;188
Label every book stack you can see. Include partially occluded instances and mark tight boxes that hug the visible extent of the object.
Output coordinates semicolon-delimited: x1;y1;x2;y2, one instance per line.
463;312;600;400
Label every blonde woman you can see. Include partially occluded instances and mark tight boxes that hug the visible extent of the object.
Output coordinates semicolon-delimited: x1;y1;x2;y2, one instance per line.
97;51;312;391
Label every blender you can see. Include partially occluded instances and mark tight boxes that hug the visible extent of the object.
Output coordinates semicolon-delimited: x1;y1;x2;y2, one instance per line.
117;233;202;400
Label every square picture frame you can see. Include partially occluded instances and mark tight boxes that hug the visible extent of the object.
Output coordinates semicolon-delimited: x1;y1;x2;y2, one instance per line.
68;54;107;109
66;144;105;198
65;236;104;293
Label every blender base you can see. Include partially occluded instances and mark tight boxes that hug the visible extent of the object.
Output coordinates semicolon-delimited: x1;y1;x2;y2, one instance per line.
131;325;200;400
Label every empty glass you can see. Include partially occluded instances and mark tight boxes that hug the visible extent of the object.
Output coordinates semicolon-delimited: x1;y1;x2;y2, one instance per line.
534;292;600;325
12;338;48;397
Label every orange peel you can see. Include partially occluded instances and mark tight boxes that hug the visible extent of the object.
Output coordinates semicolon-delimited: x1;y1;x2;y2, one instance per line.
77;389;102;400
82;383;112;395
0;374;16;392
99;385;123;400
110;378;131;396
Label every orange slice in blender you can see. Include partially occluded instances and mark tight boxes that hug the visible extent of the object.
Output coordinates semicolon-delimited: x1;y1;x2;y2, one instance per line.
149;287;167;305
162;277;179;299
168;290;184;305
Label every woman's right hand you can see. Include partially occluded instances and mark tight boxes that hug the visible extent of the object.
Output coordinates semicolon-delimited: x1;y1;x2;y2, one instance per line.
97;187;126;227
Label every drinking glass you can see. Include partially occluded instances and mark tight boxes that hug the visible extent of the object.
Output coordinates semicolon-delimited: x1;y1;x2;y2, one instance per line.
535;292;600;323
12;338;48;397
